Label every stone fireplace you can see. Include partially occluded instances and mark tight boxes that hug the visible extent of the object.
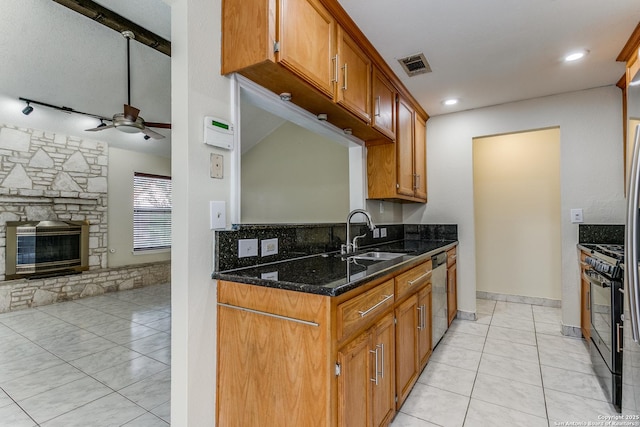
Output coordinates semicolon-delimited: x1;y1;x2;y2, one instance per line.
0;123;170;312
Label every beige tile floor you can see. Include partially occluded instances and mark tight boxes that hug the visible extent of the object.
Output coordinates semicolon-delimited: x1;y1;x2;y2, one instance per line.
0;283;171;426
0;287;620;427
390;299;620;427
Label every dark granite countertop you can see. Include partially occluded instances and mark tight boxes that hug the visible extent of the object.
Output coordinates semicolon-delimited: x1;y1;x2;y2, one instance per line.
212;239;457;297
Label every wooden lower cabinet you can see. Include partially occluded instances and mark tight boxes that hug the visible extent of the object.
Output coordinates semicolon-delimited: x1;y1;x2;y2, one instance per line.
338;312;395;427
580;251;591;341
395;282;432;409
447;247;457;326
217;251;454;426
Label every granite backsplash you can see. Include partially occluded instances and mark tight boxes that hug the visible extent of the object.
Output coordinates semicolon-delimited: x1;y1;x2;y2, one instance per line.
578;224;624;244
215;223;457;271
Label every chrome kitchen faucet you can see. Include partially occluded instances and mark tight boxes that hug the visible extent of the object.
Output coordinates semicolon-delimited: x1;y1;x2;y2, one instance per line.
342;209;376;254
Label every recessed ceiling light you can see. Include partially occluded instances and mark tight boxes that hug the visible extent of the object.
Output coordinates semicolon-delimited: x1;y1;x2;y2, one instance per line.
564;50;588;62
442;98;458;106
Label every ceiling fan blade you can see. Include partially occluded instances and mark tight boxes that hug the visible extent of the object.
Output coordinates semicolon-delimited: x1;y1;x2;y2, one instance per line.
145;122;172;129
85;124;116;132
123;104;140;120
141;127;165;140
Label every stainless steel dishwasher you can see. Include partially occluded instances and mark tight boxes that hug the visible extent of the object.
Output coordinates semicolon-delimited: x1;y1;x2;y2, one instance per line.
431;251;448;349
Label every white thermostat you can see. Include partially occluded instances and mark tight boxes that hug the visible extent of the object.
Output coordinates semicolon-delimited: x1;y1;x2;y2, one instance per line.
204;116;234;150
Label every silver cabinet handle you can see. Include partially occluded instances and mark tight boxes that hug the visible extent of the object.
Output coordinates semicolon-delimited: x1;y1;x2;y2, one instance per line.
378;343;384;379
408;271;431;287
421;304;426;330
342;63;348;90
369;347;379;385
358;294;393;318
415;174;420;190
417;306;423;330
331;55;338;83
375;96;381;117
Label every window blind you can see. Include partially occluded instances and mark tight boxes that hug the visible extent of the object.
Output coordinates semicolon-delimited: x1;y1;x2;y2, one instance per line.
133;173;172;251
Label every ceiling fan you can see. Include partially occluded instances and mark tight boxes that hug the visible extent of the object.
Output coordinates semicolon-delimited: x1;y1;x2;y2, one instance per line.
85;30;170;140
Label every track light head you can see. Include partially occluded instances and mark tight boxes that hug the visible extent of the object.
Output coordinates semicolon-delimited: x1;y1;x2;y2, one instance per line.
143;135;151;140
22;102;33;115
97;120;107;128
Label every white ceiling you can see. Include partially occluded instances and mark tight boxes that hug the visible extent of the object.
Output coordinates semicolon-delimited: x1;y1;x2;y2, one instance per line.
0;0;639;158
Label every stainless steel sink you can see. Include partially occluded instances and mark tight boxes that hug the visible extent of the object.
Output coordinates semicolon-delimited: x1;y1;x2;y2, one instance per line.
349;251;406;261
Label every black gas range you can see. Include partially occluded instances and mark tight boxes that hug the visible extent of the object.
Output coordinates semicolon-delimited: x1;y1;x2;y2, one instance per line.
581;243;624;411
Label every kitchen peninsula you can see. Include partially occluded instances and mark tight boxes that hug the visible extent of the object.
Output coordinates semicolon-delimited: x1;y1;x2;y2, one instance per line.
212;223;458;426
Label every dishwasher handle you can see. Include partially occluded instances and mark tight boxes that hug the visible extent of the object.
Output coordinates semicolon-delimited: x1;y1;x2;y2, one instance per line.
431;252;448;268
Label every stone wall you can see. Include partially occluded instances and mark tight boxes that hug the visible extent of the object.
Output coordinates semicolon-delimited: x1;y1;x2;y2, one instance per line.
0;124;108;278
0;260;170;312
0;123;170;313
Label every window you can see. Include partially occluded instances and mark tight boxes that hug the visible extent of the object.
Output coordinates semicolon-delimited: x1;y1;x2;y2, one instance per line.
133;172;172;252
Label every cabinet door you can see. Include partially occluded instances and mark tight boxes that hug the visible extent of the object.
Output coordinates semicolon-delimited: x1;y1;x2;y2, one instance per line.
413;114;427;201
447;262;457;326
418;284;432;369
395;294;419;408
278;0;335;97
336;27;371;123
372;313;395;427
337;331;371;427
371;68;396;141
396;98;415;197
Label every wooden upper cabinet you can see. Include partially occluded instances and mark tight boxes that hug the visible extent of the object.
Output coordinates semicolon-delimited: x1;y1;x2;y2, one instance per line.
336;26;372;123
221;0;428;144
279;0;336;98
396;98;416;197
414;114;427;200
372;67;397;141
367;95;427;203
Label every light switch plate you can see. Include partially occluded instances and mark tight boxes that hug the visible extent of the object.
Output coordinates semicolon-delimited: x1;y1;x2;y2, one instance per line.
373;228;380;238
570;208;584;224
381;228;387;238
238;239;258;258
209;201;226;229
261;238;278;257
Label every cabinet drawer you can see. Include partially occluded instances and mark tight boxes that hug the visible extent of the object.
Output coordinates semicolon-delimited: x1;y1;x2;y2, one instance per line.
395;260;432;301
337;279;394;341
447;247;457;267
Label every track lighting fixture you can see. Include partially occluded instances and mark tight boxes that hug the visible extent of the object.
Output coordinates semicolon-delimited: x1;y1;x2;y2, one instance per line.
143;135;151;140
22;101;33;115
97;120;107;128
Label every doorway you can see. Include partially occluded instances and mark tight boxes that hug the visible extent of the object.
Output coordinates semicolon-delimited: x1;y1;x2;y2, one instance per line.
473;127;561;300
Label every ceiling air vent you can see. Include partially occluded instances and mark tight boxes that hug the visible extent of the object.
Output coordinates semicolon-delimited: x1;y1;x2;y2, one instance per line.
398;53;431;77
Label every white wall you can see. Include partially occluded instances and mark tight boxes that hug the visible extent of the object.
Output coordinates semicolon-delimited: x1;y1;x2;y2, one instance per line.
403;86;625;330
241;121;350;223
108;147;171;267
170;0;230;425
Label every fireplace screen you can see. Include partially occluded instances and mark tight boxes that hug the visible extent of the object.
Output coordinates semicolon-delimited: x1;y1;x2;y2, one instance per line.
5;220;89;279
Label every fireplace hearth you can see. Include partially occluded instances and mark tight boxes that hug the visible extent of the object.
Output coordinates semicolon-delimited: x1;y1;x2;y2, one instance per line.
5;220;89;280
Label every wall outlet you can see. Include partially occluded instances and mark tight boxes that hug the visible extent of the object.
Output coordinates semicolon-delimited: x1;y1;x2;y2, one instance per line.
261;238;278;257
373;228;380;238
380;228;387;238
570;208;584;224
238;239;258;258
261;271;278;280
